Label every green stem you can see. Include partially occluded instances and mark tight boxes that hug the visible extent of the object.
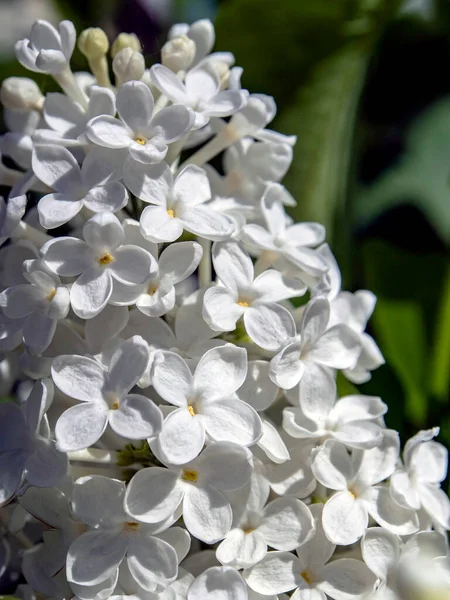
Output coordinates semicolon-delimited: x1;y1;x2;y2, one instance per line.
430;264;450;402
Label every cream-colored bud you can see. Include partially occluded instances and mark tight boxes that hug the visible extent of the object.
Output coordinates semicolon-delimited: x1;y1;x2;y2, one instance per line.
113;48;145;85
0;77;44;112
161;35;196;72
213;61;230;89
111;33;142;58
78;28;109;60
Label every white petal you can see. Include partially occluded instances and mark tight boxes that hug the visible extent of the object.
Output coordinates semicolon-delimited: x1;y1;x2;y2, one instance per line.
129;137;168;164
159;241;202;284
296;503;335;572
212;241;254;293
217;528;267;569
253;270;307;303
298;362;336;421
307;325;361;370
150;64;190;104
285;222;326;247
41;237;92;276
51;354;106;402
259;497;315;550
25;437;67;487
85;304;128;354
124;467;183;523
86;115;131;148
66;531;127;586
127;536;177;592
140;204;184;243
188;566;248;600
23;312;56;355
240;223;277;252
418;485;450;529
361;527;400;581
71;475;127;528
198;441;252;491
59;20;76;59
88;85;116;119
111;245;154;285
183;484;232;543
55;403;109;452
194;344;247;401
18;487;70;530
237;360;278;411
322;492;368;546
410;441;448;484
300;298;330;347
311;439;353;491
404;427;439;467
268;341;303;390
363;486;420;535
245;551;301;595
246;303;295;352
109;394;162;440
355;430;400;488
174;165;211;207
155;526;191;563
71;268;113;319
32;144;81;192
43;92;84;133
151;350;192;407
116;81;154;135
258;416;290;464
246;142;292;181
201;398;261;447
158;408;205;465
150;105;194;143
107;335;149;398
83;212;125;252
38;193;83;229
123;159;172;205
180;206;234;241
200;90;244;117
0;452;26;505
83;182;128;214
331;395;387;424
202;286;243;332
332;421;383;450
318;558;376;600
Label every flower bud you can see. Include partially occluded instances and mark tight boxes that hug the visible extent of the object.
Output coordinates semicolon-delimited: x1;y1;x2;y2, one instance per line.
111;33;142;58
113;48;145;85
78;27;109;60
0;77;44;112
161;35;196;72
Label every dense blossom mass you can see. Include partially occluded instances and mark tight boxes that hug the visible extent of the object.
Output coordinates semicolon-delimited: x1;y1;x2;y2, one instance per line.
0;17;449;600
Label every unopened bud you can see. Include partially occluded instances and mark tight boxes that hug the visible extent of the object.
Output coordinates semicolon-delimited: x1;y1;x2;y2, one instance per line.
78;28;109;60
161;35;196;72
113;48;145;85
0;77;44;112
111;33;142;59
213;61;230;89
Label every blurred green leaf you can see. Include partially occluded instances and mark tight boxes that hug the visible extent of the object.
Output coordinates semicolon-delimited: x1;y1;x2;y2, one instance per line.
337;371;360;396
429;265;450;402
355;97;450;242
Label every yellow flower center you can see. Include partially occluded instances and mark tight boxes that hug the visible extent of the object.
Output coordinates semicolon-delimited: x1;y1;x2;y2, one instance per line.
111;402;120;410
98;252;114;266
237;300;249;307
182;469;198;482
301;570;314;585
135;136;147;145
47;288;57;301
243;527;254;535
124;522;140;532
188;405;195;416
147;283;159;296
167;209;175;218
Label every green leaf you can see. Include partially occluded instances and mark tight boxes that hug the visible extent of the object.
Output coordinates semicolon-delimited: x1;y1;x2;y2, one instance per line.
355;97;450;242
336;371;360;397
429;265;450;402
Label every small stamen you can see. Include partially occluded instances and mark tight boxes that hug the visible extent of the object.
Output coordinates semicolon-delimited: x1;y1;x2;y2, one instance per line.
188;405;195;416
243;527;254;535
98;252;114;265
135;136;146;145
301;570;314;585
237;300;249;307
167;209;175;218
111;402;120;410
47;288;57;301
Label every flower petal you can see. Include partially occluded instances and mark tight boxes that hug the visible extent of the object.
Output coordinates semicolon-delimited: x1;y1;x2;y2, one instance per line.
127;536;177;593
55;402;109;452
71;268;113;319
158;408;205;465
86;115;131;149
38;193;83;229
109;394;162;440
201;398;261;447
32;144;82;192
322;492;368;546
183;484;232;544
51;354;106;402
194;344;247;401
140;204;184;243
116;81;154;135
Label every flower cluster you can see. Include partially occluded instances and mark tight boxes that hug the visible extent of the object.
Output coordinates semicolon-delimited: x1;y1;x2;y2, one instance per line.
0;17;449;600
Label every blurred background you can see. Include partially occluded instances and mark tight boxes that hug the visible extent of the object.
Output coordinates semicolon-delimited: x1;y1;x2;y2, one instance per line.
1;0;449;467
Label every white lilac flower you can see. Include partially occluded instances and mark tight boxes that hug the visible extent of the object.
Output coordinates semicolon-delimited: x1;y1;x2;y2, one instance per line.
151;344;261;464
0;261;70;355
245;506;376;599
151;64;244;129
110;241;202;317
240;183;328;274
86;80;194;164
124;162;235;242
32;144;128;228
283;384;388;450
40;212;156;318
15;20;76;75
52;336;162;452
66;475;178;592
311;432;419;545
216;469;315;569
390;428;450;530
124;442;252;543
202;240;306;336
0;379;67;504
